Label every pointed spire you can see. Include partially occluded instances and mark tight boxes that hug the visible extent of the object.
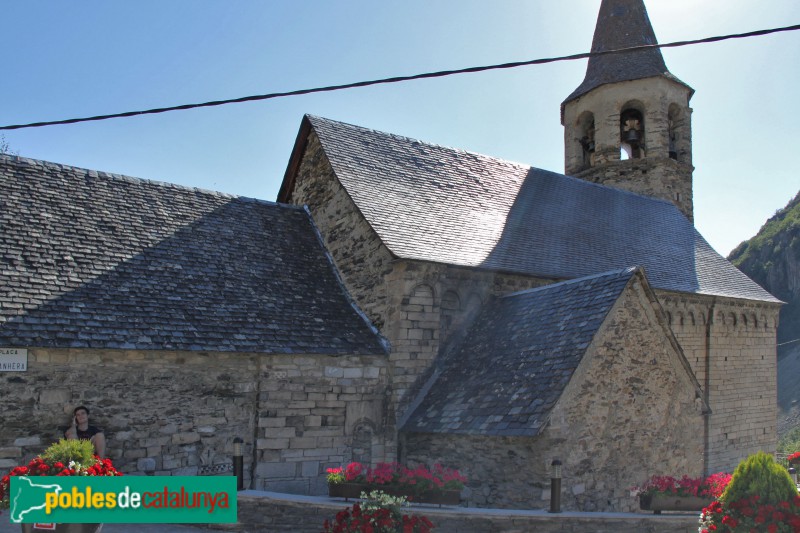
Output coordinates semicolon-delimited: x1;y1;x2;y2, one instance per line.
564;0;691;105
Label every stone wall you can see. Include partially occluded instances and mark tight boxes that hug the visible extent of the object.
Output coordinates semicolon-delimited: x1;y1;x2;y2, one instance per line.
290;131;395;329
287;126;779;493
0;348;388;495
255;354;389;494
384;261;549;416
659;292;781;473
403;277;705;512
563;76;694;220
572;156;692;220
289;133;549;416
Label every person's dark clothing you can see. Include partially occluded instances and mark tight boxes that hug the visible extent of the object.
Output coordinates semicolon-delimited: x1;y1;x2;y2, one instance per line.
65;425;101;440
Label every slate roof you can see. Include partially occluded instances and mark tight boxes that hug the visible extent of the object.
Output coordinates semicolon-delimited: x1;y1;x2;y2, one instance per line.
563;0;692;106
0;155;387;354
288;115;778;304
402;268;637;436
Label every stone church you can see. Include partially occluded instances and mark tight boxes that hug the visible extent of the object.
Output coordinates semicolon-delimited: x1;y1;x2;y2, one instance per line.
0;0;781;512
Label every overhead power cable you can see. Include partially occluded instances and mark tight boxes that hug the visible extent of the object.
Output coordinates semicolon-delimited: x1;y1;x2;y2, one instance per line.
1;23;799;132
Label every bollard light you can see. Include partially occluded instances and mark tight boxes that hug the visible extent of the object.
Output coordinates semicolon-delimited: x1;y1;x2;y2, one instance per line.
549;459;562;514
790;467;797;486
233;437;244;491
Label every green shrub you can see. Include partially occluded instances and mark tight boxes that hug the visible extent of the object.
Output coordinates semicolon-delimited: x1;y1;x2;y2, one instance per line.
778;426;800;456
40;439;96;468
720;451;796;506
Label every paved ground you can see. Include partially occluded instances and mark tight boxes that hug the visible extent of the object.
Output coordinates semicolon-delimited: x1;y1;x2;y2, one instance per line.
0;517;215;533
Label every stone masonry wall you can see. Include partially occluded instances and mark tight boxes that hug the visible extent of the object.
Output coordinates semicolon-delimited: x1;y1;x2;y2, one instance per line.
286;132;778;485
290;131;395;329
659;292;781;473
563;77;694;220
573;156;693;220
385;261;549;417
255;354;389;495
288;132;549;418
0;348;388;496
404;277;705;512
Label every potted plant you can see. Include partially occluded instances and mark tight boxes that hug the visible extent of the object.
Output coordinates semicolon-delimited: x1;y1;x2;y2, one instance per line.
323;490;434;532
635;472;731;514
327;462;465;505
0;439;122;533
787;451;800;468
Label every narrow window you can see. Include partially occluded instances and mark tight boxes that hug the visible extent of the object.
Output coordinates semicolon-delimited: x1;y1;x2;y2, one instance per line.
668;118;678;160
577;112;596;169
668;104;684;161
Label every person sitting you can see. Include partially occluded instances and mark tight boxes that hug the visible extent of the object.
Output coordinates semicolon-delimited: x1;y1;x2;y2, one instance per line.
64;405;106;457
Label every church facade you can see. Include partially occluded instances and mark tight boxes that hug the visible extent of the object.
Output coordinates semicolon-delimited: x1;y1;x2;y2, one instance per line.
0;0;781;513
276;0;780;510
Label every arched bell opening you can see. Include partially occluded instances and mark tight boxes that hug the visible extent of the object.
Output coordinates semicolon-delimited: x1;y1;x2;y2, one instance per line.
620;106;645;160
576;111;596;170
668;103;687;162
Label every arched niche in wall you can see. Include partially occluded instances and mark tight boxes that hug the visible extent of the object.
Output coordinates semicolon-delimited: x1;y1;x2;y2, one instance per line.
668;103;688;162
439;289;461;346
576;110;596;169
351;419;377;466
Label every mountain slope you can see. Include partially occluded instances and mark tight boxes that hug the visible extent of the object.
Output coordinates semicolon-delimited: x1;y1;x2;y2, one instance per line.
729;190;800;348
728;190;800;435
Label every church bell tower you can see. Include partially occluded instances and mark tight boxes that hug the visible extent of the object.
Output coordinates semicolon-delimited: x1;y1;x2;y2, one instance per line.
562;0;695;221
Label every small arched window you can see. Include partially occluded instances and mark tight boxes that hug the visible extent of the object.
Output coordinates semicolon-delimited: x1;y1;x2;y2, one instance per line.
620;107;645;160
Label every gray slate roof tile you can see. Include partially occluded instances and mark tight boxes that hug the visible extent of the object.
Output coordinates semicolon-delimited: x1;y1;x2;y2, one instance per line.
0;155;386;355
403;268;637;436
307;115;778;303
563;0;692;106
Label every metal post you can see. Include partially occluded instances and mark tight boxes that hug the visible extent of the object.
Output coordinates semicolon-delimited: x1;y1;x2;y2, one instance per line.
233;437;244;491
549;459;562;513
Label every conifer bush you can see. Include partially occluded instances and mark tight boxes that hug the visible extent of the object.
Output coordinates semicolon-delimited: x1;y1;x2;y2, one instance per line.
699;451;800;532
720;451;796;506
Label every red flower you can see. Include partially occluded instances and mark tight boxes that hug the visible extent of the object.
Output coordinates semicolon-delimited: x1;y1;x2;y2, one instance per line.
345;462;364;482
721;515;738;528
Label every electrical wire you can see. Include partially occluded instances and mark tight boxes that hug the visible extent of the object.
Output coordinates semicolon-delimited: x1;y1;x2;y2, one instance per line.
1;23;799;131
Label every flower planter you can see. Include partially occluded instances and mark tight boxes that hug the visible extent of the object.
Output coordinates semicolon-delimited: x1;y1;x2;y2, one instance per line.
328;483;461;506
639;493;714;514
20;524;102;533
328;482;366;500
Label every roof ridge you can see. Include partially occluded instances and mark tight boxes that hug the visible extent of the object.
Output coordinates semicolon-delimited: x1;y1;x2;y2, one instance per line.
0;153;299;211
500;266;639;299
307;114;534;171
308;115;681;210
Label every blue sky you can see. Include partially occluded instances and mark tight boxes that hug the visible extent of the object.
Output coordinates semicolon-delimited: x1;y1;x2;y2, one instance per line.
2;1;798;257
